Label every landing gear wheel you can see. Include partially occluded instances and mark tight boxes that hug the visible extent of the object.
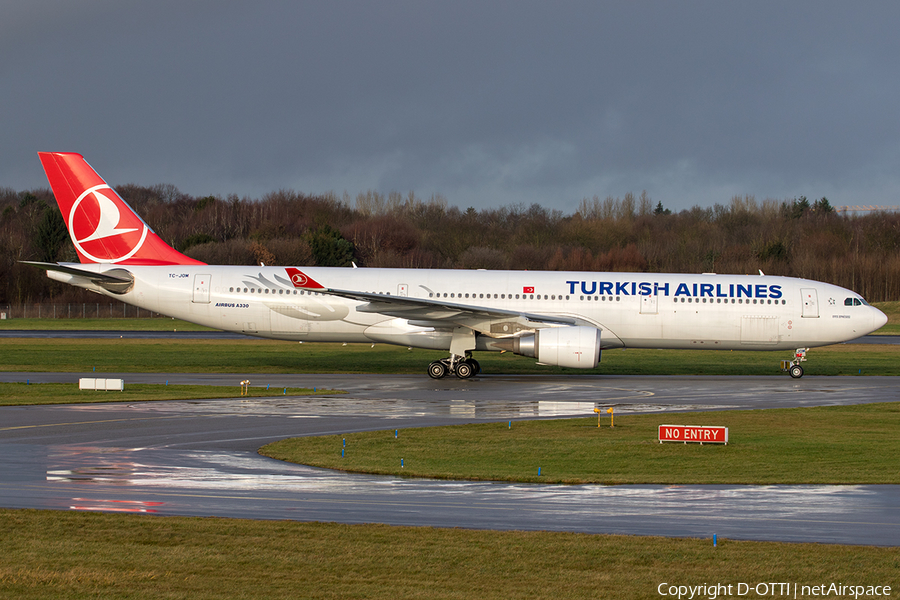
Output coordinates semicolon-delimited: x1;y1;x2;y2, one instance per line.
789;364;804;379
428;360;448;379
455;360;474;379
466;358;481;375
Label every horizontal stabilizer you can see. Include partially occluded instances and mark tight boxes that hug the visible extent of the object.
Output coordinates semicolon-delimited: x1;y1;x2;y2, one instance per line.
22;261;135;294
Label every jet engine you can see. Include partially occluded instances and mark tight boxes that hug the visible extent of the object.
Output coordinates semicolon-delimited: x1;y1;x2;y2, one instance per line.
493;326;601;369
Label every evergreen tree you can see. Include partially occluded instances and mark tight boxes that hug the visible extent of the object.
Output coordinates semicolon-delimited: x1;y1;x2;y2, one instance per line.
306;224;355;267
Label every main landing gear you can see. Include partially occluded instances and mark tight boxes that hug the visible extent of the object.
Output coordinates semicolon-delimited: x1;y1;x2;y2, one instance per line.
428;354;481;379
782;347;809;379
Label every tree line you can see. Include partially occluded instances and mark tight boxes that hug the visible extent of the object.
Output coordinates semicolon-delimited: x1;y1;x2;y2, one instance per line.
1;184;898;305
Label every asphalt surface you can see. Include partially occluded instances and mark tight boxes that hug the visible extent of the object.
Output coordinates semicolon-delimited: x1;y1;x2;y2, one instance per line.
1;372;899;545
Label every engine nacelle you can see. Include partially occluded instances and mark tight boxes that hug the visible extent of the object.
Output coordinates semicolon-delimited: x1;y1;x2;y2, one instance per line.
496;326;601;369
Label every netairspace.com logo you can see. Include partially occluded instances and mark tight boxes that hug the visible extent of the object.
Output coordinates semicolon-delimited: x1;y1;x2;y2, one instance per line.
658;582;892;599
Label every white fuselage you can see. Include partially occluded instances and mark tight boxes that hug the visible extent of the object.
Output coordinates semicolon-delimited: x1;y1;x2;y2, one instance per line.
50;264;886;352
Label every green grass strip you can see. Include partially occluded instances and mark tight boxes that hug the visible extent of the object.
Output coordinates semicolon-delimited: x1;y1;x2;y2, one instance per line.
1;510;897;600
2;338;899;375
0;382;342;407
262;402;900;485
0;317;215;331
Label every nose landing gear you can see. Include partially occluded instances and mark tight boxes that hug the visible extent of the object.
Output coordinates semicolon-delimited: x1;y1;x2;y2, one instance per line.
782;348;808;378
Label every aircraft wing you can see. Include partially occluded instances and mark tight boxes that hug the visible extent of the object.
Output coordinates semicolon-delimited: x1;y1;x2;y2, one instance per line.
328;287;575;326
281;268;578;334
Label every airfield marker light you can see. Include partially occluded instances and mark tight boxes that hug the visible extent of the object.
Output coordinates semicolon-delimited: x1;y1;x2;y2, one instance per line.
714;534;717;547
283;388;286;395
608;407;614;427
538;467;541;476
509;421;512;429
401;458;404;468
343;438;346;447
342;448;344;458
395;430;398;439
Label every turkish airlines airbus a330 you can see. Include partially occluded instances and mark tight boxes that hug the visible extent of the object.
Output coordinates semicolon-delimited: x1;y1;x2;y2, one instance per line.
27;152;887;379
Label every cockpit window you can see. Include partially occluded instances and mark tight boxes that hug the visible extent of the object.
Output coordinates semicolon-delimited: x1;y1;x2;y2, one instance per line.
844;298;863;306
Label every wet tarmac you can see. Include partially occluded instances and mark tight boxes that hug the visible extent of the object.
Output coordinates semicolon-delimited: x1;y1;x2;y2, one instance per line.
1;373;899;545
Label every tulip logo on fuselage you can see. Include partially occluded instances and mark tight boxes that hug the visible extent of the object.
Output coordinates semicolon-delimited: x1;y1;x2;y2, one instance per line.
69;185;149;263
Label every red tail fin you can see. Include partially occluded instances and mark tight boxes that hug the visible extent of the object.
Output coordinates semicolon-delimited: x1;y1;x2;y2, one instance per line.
38;152;205;265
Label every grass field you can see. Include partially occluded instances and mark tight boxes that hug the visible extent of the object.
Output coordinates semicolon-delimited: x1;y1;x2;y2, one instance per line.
0;382;341;406
2;337;899;376
872;301;900;334
0;317;215;330
1;510;897;600
261;402;900;485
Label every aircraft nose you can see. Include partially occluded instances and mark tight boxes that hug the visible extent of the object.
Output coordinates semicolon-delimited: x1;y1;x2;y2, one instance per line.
872;306;888;332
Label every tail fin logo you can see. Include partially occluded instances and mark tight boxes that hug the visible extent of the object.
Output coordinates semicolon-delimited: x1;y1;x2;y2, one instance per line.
285;268;324;289
70;185;149;263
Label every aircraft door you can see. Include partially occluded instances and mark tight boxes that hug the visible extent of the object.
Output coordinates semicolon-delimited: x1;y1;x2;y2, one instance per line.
800;288;819;318
192;274;211;304
398;284;408;297
640;293;658;314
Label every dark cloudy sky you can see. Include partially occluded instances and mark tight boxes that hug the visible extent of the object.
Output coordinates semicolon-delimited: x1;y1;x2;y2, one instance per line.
3;1;899;212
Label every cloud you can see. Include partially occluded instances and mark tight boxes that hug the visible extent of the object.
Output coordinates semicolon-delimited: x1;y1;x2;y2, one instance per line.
3;1;900;212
